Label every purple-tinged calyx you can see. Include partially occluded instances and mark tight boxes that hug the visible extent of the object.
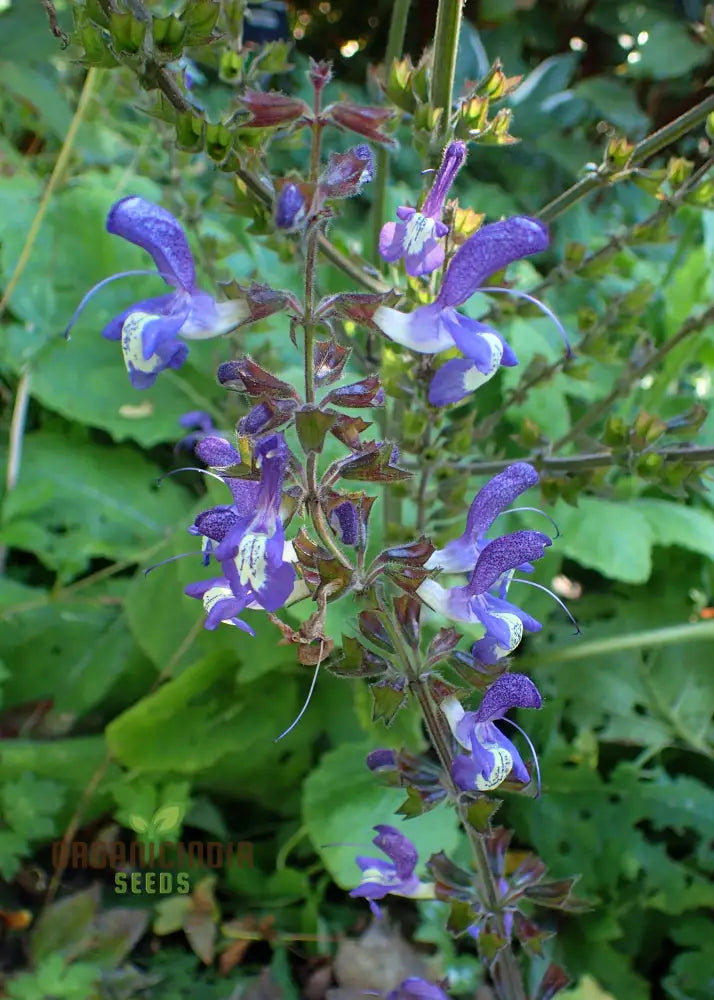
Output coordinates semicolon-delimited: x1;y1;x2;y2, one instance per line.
379;141;466;277
441;673;542;792
319;144;374;199
374;216;551;406
349;825;434;916
65;196;250;389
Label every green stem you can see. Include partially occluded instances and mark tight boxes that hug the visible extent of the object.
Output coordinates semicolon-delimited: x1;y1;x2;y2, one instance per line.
520;619;714;666
539;93;714;222
553;302;714;450
430;0;463;141
409;675;526;1000
438;444;714;478
371;0;411;263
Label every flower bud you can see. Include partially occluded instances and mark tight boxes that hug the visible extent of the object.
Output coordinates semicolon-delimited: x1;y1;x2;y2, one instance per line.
240;90;309;127
275;183;307;231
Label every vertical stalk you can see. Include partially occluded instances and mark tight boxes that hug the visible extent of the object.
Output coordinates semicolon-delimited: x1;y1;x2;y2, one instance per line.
303;86;324;405
370;0;411;263
372;0;411;543
430;0;463;141
409;673;527;1000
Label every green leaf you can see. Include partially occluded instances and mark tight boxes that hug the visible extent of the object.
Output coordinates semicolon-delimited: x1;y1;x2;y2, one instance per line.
632;499;714;561
302;741;460;889
106;653;298;774
0;431;194;580
553;498;654;583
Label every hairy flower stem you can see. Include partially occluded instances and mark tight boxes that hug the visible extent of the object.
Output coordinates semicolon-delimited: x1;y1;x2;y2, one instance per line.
409;673;526;1000
430;0;463;142
371;0;411;263
378;597;527;1000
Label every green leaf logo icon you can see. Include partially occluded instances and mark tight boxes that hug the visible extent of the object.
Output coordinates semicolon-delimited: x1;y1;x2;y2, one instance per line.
129;814;149;834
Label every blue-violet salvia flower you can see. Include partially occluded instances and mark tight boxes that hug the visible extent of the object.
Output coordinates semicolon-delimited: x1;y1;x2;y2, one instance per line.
374;216;550;406
387;980;450;1000
441;674;542;791
349;825;434;917
275;183;307;231
426;462;539;574
176;410;216;452
379;140;466;277
185;432;301;629
65;196;249;389
418;530;551;658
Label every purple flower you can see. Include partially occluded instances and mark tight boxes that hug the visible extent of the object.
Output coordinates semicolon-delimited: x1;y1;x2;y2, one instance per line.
185;432;301;628
426;462;539;574
374;216;551;406
379;141;466;277
387;981;450;1000
442;674;542;792
419;530;551;659
350;825;434;916
275;183;307;231
65;196;249;389
176;410;216;452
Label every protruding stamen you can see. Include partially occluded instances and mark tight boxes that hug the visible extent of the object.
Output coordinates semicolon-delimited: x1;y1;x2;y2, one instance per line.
500;506;561;538
63;269;167;340
156;467;227;487
501;717;542;798
511;577;582;634
476;286;573;357
273;648;323;743
144;551;200;576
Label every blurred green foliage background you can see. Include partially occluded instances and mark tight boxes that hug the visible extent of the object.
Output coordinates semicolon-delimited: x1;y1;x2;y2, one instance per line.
0;1;713;999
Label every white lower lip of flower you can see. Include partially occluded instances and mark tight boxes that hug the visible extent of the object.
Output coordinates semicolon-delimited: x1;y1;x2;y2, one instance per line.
475;741;513;791
237;533;268;590
360;866;398;887
202;585;237;623
182;299;251;339
121;311;164;376
488;611;523;657
403;212;436;255
462;333;504;392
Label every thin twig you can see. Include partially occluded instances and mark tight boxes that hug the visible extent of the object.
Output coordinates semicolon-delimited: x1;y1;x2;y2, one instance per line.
553;303;714;450
446;444;714;478
538;94;714;222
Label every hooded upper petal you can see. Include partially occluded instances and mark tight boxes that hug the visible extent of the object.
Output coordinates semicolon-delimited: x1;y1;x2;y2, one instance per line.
438;216;549;309
373;824;418;881
465;463;539;539
468;530;551;596
107;196;196;291
474;673;542;723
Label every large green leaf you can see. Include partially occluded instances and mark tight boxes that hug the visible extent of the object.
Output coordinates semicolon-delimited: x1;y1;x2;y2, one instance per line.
0;430;194;579
106;652;299;774
553;497;654;583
